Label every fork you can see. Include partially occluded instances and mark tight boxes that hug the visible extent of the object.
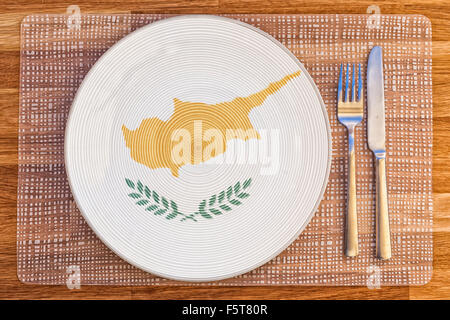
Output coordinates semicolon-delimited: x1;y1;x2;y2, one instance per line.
337;63;363;257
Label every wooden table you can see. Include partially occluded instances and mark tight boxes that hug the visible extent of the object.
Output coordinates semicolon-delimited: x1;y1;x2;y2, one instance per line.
0;0;449;300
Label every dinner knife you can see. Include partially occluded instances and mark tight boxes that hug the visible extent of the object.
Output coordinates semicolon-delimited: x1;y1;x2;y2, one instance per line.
367;46;392;260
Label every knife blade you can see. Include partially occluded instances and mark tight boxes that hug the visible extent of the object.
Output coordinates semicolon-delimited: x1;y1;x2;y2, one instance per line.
367;46;392;260
367;46;385;153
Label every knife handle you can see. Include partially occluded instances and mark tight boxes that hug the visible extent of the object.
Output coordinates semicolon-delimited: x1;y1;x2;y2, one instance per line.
345;130;358;257
375;155;391;260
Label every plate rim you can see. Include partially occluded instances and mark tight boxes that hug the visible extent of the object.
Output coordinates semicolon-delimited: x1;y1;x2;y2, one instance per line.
64;14;332;282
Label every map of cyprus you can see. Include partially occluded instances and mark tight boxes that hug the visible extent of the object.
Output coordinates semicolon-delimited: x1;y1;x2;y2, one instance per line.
122;70;301;177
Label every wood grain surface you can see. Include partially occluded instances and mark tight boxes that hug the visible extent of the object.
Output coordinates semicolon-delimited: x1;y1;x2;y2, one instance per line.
0;0;449;300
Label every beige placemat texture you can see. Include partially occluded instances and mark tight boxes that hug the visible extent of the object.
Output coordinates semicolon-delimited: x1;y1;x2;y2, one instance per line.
17;14;432;286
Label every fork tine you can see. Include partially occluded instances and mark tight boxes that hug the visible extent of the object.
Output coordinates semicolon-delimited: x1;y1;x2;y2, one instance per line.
344;63;349;102
351;63;356;102
338;63;343;102
357;63;362;101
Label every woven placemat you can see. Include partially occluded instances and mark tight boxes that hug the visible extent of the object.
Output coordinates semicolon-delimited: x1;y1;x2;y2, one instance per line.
18;14;432;286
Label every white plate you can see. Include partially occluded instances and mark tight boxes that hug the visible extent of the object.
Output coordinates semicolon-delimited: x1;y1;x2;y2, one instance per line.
65;15;331;282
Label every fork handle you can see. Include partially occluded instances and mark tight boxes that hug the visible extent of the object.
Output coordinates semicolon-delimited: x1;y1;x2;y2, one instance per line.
345;129;358;257
375;156;391;260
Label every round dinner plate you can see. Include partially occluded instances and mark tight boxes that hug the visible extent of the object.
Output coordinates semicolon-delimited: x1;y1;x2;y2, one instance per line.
65;15;331;282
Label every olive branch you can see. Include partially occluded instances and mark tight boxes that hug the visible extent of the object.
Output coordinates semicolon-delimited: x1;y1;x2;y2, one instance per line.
125;178;252;222
125;178;196;221
194;178;252;220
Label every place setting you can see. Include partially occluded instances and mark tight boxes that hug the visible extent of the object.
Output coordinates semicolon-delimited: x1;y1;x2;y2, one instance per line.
18;14;432;286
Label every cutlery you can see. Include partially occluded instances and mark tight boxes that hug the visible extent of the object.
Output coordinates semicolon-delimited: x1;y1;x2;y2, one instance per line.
367;46;392;260
337;63;363;257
